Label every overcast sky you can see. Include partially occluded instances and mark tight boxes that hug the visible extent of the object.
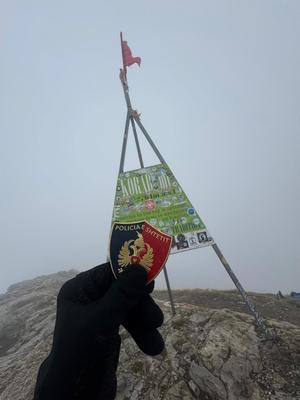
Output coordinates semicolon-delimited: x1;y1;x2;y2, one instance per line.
1;0;299;295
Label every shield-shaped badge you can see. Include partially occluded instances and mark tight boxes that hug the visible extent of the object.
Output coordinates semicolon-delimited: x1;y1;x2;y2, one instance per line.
109;221;172;284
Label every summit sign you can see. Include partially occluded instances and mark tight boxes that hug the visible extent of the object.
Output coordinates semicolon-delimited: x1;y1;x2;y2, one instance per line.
119;172;173;196
112;164;214;254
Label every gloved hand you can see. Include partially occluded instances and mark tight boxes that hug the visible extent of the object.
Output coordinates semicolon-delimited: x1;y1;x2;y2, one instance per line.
34;262;164;400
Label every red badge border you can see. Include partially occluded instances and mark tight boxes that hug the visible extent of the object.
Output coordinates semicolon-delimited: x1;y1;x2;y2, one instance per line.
109;220;172;284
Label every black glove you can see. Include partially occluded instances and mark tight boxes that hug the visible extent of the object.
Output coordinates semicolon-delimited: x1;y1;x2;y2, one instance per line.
34;262;164;400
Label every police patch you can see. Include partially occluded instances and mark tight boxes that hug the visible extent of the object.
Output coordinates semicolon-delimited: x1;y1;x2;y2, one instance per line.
109;221;172;284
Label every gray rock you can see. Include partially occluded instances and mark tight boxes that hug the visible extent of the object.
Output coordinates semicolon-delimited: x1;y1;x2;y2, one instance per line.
0;271;300;399
189;360;227;399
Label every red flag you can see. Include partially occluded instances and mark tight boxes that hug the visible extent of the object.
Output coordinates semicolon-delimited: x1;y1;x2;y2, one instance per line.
122;40;141;67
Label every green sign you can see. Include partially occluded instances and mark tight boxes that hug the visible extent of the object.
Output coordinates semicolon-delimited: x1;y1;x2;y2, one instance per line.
112;163;214;253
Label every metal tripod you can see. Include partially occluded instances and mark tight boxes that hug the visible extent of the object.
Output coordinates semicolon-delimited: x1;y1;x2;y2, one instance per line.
116;34;273;337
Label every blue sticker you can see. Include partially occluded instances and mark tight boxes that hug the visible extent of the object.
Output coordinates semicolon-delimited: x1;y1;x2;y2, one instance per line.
187;208;195;216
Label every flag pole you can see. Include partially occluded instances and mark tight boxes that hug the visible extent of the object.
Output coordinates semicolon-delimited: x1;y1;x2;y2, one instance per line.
118;77;176;316
118;112;130;174
117;34;176;315
120;32;127;82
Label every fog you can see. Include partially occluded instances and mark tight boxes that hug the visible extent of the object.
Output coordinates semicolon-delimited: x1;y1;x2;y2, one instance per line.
1;0;299;294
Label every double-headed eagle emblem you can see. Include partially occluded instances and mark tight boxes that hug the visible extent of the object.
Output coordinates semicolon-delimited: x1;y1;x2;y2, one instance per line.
118;232;153;272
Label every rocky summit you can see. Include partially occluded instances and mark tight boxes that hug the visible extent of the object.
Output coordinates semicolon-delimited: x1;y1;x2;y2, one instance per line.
0;271;300;400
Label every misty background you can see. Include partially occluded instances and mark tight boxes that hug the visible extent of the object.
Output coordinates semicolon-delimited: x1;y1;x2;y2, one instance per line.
1;1;299;294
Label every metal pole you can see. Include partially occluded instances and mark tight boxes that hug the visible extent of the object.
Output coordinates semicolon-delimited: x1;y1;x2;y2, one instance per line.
118;68;176;314
120;75;132;112
129;117;175;315
119;112;130;174
130;116;175;315
130;117;144;169
120;32;127;82
212;243;273;338
163;265;176;316
133;115;166;164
